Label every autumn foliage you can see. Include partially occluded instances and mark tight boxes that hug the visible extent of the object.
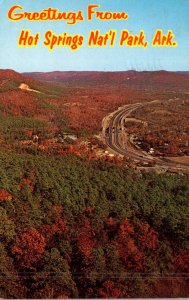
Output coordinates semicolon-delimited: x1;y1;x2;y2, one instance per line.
0;189;12;201
12;227;46;269
97;280;125;298
77;217;96;259
0;70;189;298
40;218;66;246
175;249;189;272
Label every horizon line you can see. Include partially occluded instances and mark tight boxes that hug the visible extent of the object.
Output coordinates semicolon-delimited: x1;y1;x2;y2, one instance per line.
1;68;189;74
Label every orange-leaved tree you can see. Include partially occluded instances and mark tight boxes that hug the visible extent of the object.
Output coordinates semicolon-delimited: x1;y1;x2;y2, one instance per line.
12;227;46;269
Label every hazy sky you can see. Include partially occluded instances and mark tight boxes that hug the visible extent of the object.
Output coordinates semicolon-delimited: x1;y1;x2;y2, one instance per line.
0;0;188;72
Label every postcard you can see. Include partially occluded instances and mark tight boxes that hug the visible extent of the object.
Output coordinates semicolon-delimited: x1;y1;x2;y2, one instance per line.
0;0;188;298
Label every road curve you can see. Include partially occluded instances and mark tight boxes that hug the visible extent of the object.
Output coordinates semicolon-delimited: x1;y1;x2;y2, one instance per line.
102;101;189;173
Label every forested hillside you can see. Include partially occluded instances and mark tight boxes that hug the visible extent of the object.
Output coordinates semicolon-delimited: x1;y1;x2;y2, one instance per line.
0;149;189;298
0;69;189;298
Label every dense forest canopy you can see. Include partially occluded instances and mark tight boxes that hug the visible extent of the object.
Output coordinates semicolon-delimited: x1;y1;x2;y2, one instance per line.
0;149;189;298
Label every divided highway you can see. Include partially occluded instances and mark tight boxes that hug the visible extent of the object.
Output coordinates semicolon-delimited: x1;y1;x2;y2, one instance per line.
102;102;189;173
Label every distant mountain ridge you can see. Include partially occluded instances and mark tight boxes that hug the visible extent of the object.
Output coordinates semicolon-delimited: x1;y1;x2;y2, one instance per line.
0;68;188;84
22;70;189;89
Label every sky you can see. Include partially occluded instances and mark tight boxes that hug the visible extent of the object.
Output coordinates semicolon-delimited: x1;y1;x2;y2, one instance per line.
0;0;188;72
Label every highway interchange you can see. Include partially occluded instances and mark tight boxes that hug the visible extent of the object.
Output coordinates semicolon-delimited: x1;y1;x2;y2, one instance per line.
102;101;189;174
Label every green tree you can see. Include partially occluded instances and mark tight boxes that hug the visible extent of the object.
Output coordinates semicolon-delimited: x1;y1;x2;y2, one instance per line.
0;207;16;243
31;248;78;298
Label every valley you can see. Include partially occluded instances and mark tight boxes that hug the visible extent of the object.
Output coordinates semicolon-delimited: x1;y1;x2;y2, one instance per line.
0;69;189;298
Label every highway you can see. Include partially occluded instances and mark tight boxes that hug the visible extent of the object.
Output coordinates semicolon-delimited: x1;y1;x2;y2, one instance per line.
102;102;189;173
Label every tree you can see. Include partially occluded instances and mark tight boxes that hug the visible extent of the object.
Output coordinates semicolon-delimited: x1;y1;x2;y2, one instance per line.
76;217;96;259
115;219;145;271
0;244;27;299
136;222;158;251
31;248;78;298
40;218;66;247
0;189;12;201
12;227;46;269
175;249;189;272
0;207;16;243
97;280;125;298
